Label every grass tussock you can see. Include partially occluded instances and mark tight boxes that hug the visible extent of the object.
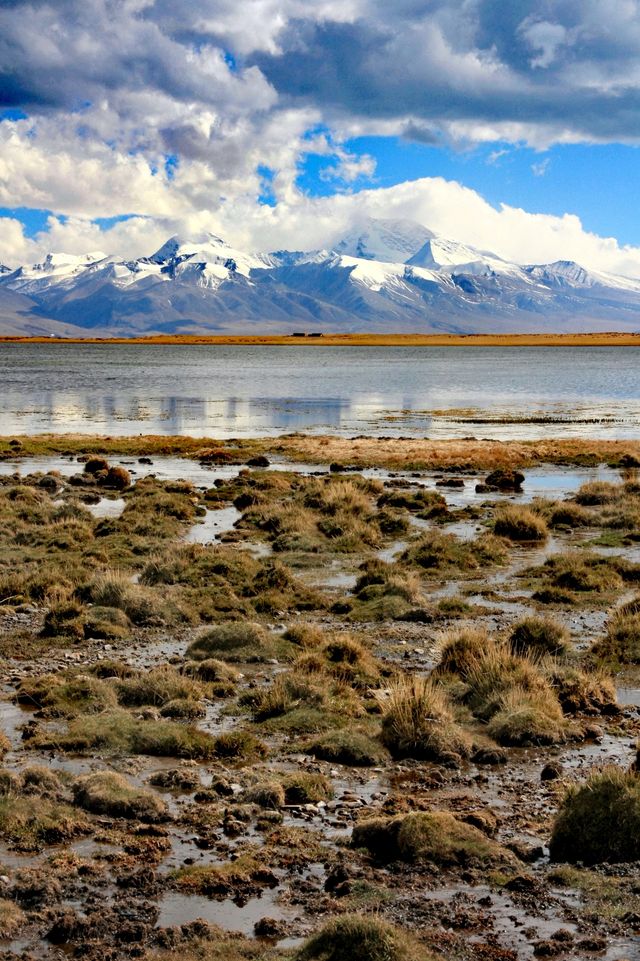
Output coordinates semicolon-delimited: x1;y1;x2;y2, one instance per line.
548;664;617;715
434;627;489;678
401;529;508;576
486;685;567;746
508;616;570;658
0;795;90;851
29;709;219;759
380;676;471;764
550;767;640;864
186;622;272;663
73;771;168;821
305;729;387;767
281;772;333;805
297;915;434;961
592;612;640;665
16;672;118;717
352;811;510;866
494;504;548;542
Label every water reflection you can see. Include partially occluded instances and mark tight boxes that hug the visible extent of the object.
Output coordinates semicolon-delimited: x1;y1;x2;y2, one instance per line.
1;343;640;439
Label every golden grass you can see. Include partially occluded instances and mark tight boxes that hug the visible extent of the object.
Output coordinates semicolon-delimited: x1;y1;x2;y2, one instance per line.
2;432;638;471
3;331;640;346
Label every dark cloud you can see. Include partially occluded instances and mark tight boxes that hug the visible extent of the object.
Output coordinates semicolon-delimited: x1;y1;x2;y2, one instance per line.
3;0;640;147
0;0;272;114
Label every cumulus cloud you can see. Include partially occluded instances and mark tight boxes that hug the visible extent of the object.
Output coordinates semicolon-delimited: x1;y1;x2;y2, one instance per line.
2;0;640;273
5;175;640;284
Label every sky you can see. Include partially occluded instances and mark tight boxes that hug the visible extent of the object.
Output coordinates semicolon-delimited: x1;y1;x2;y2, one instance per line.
2;0;640;274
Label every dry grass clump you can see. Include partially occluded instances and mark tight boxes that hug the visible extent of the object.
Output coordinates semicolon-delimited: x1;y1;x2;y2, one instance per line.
83;605;132;640
592;612;640;664
210;730;269;763
575;481;622;506
0;795;90;851
303;477;377;517
245;654;368;735
486;685;567;746
73;771;168;822
281;772;333;804
401;529;508;575
548;664;617;715
283;623;328;648
239;474;384;554
0;766;63;799
243;502;322;553
494;504;548;542
29;709;219;759
16;672;117;717
0;900;24;940
550;767;640;864
319;634;382;688
508;616;570;658
305;729;388;767
434;627;489;678
245;780;285;810
182;658;238;696
115;665;206;709
186;622;271;663
458;642;570;745
41;600;86;639
378;487;449;518
83;457;109;475
465;644;552;719
347;559;426;622
549;502;592;529
242;673;325;721
380;676;471;764
296;915;433;961
533;552;625;597
352;811;509;866
100;466;131;490
86;571;161;626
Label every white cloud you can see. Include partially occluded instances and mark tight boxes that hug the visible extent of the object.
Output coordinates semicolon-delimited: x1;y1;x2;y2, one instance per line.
5;175;640;283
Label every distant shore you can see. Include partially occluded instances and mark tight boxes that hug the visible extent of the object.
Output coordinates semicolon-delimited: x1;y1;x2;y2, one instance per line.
1;331;640;347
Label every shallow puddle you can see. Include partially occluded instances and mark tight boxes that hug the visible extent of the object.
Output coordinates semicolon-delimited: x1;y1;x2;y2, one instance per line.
156;885;295;936
185;506;242;544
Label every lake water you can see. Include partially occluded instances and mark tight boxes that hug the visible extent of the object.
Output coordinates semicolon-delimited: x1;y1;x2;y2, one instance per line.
1;342;639;439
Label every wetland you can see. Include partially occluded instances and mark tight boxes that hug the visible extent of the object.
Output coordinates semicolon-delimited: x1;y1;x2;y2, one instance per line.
0;431;639;961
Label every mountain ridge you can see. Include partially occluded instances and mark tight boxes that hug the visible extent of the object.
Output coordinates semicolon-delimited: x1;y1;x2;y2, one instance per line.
2;218;640;336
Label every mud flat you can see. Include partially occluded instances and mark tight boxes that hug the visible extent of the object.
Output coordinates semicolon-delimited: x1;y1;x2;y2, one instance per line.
0;439;639;960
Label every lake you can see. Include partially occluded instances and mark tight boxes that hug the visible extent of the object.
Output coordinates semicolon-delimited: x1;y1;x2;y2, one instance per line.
1;342;639;439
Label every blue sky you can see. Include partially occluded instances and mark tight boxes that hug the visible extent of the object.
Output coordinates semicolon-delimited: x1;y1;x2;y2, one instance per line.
3;0;640;274
298;138;640;247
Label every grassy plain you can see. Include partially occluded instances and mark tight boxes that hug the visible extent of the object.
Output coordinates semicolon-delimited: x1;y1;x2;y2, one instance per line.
1;331;640;346
2;433;640;471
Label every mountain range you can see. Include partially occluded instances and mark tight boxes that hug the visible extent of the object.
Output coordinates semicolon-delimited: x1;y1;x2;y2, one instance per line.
2;218;640;336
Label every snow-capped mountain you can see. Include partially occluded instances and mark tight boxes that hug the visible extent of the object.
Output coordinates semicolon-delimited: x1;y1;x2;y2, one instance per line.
2;218;640;336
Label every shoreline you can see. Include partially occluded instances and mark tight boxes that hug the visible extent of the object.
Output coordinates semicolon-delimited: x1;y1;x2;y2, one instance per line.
2;433;639;470
1;331;640;347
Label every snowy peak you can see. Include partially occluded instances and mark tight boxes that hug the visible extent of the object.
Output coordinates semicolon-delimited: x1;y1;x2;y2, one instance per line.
147;232;270;282
1;250;110;295
333;218;435;263
408;236;505;271
148;233;230;265
525;260;597;288
3;217;640;336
